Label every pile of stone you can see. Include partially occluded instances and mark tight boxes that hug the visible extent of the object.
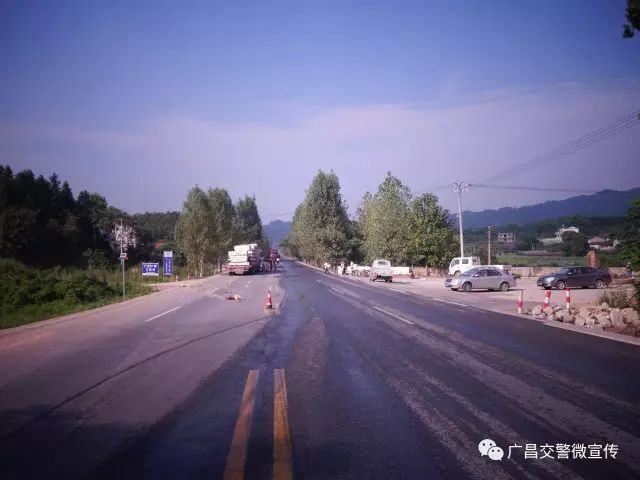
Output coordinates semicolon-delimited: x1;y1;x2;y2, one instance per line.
526;303;640;337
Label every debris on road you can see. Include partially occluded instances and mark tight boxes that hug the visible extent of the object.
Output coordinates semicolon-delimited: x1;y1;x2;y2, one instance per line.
225;294;242;301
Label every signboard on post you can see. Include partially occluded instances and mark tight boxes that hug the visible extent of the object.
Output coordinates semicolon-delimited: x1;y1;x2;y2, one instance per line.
142;262;160;276
163;251;173;276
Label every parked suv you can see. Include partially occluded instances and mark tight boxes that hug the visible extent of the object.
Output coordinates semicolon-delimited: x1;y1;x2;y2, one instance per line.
369;259;393;282
537;267;611;290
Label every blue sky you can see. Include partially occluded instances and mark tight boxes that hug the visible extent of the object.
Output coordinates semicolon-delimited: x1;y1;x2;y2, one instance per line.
1;0;639;219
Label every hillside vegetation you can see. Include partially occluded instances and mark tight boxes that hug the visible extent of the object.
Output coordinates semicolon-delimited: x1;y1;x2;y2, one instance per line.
462;188;640;228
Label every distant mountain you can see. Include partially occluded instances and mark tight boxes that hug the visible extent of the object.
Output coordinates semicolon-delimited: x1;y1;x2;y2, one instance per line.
264;220;292;247
460;188;640;228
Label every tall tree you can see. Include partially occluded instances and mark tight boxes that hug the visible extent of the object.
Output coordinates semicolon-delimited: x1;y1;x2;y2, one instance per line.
620;199;640;268
176;187;211;277
289;170;350;264
623;0;640;38
234;195;264;245
406;193;459;269
359;172;411;264
207;188;235;271
561;231;589;257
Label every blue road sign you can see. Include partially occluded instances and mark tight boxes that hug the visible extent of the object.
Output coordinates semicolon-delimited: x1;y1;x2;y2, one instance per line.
163;251;173;276
142;262;160;276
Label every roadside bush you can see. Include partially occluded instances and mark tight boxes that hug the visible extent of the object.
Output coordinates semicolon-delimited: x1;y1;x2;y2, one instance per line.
598;288;637;310
0;258;152;329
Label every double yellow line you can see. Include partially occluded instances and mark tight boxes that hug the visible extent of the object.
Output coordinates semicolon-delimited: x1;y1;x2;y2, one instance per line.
223;369;293;480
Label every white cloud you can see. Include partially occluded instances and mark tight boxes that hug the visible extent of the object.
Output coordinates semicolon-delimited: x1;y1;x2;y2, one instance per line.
2;84;639;217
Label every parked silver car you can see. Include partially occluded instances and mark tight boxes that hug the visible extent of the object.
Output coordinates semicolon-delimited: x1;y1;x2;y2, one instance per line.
445;267;516;292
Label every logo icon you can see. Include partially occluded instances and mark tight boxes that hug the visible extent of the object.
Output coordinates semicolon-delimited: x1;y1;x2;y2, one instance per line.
479;439;503;461
488;446;504;461
478;439;496;456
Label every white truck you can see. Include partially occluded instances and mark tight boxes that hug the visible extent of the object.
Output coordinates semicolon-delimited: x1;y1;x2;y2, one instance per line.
448;256;512;276
448;256;481;276
369;259;393;282
228;243;261;275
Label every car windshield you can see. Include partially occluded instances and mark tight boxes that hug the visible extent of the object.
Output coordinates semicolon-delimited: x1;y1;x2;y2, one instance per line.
461;268;481;276
375;261;390;267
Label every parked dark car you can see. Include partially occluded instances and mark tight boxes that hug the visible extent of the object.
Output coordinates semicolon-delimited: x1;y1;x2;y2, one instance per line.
537;267;611;290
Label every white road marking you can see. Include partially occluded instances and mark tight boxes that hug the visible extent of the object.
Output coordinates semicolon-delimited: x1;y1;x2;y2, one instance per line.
372;306;414;325
390;288;408;294
144;306;183;323
434;298;468;307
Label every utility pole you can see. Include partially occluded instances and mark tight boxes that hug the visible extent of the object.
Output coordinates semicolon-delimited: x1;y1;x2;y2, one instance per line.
120;218;126;300
487;225;492;265
453;182;468;258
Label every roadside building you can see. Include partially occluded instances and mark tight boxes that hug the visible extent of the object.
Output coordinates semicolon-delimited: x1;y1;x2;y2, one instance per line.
497;232;516;243
587;236;607;250
539;225;580;246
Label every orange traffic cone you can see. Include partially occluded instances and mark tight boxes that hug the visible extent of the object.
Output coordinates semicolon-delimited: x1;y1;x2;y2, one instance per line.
265;289;273;309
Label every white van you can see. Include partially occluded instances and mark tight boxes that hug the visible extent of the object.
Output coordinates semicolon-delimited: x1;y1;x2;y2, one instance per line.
448;256;481;276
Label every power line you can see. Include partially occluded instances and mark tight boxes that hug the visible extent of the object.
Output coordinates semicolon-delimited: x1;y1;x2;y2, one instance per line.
414;183;454;195
478;109;640;184
467;184;600;194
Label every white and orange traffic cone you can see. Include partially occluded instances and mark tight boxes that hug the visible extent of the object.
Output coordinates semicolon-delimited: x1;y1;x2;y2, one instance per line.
517;290;523;314
265;289;273;309
543;290;551;309
565;288;571;310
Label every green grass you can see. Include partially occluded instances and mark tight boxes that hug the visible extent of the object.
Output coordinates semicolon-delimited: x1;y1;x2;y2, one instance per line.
496;254;585;267
0;258;153;330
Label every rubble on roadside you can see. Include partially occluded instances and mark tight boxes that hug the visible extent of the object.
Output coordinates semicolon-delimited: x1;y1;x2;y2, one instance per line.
525;303;640;337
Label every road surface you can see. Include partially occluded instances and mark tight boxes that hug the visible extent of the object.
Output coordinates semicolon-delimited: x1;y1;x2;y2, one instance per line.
0;259;639;479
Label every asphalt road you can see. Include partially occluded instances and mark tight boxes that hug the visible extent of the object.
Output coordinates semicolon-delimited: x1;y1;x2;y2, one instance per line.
1;259;639;479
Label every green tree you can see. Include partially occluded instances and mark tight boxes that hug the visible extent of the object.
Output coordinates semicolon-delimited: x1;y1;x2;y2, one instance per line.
207;188;236;272
406;193;458;269
284;170;350;265
234;195;264;245
176;187;211;277
515;234;540;252
623;0;640;38
620;199;640;268
359;172;411;264
561;231;589;257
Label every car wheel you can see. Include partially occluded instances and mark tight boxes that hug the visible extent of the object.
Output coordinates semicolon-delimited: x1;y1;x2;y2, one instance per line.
555;280;566;290
462;282;472;292
454;271;460;277
499;282;509;292
451;288;458;291
389;278;393;283
544;286;551;290
594;279;605;289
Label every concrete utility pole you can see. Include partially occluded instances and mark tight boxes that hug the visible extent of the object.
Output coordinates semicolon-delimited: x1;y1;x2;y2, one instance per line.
453;182;468;258
487;225;492;265
120;218;126;300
